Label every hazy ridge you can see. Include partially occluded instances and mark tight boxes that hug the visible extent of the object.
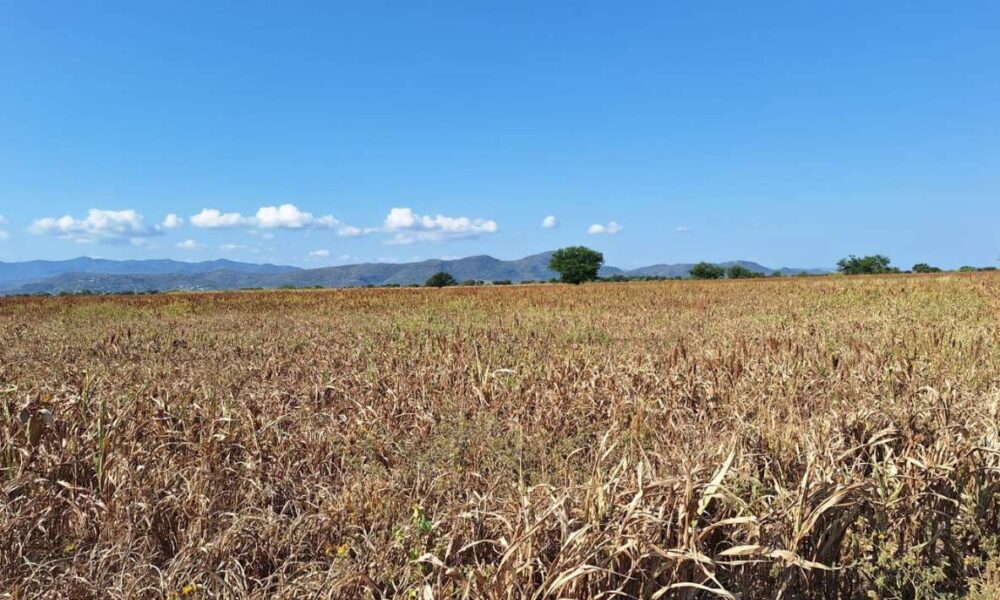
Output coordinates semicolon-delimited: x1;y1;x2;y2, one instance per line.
1;252;826;294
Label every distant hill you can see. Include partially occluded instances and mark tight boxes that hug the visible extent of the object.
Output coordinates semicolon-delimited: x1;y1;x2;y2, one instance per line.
270;252;623;288
2;253;826;295
628;260;824;278
0;257;299;292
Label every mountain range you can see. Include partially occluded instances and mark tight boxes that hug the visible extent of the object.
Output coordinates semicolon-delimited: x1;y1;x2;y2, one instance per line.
0;253;827;295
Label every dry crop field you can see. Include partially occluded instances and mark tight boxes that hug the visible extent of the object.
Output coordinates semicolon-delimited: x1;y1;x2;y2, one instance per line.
2;274;1000;599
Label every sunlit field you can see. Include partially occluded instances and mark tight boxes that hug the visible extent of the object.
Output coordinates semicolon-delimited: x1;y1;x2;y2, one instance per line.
3;274;1000;599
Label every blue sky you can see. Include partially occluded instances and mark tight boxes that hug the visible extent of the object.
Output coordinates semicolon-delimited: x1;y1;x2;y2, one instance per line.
1;1;997;269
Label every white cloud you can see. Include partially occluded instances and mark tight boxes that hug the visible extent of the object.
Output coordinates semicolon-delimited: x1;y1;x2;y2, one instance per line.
542;215;558;229
0;215;7;241
191;204;350;235
29;209;162;244
183;204;494;243
309;249;331;258
384;207;417;229
162;213;183;229
256;204;337;229
379;207;498;244
190;208;253;228
176;239;201;250
220;243;247;251
675;225;691;233
587;221;623;235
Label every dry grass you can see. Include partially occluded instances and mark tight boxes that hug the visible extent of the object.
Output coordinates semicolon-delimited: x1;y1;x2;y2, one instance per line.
2;274;1000;599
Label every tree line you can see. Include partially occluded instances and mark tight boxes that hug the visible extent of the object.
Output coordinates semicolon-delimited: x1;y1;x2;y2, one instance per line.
12;248;994;296
834;255;997;275
425;248;999;287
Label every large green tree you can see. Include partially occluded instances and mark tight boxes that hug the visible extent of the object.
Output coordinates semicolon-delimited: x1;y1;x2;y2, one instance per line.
425;271;457;288
726;264;763;279
836;255;899;275
690;262;725;280
549;246;604;284
912;263;942;273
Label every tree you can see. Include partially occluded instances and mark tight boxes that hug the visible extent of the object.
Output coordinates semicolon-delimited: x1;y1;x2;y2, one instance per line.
836;255;899;275
690;262;725;280
912;263;942;273
425;271;457;288
726;265;763;279
549;246;604;284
